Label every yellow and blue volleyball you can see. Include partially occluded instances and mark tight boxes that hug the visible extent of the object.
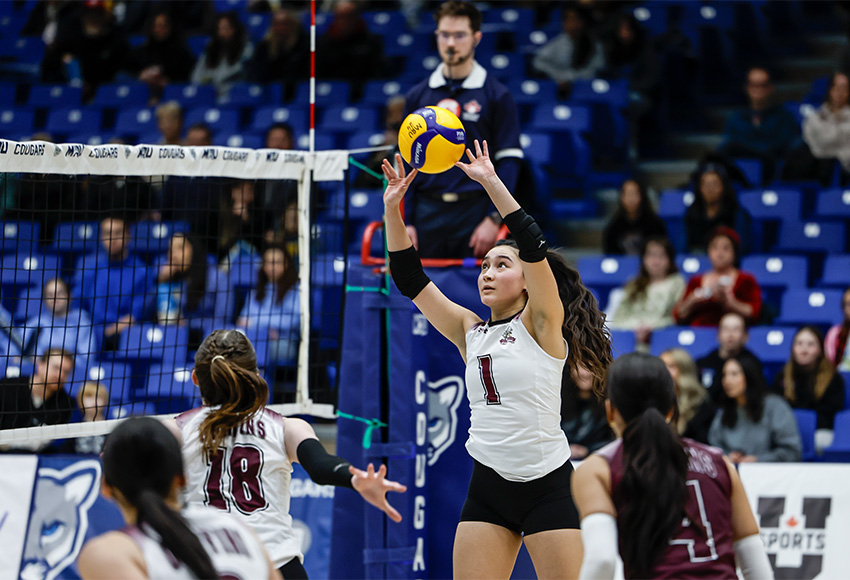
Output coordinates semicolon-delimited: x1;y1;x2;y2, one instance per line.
398;106;466;174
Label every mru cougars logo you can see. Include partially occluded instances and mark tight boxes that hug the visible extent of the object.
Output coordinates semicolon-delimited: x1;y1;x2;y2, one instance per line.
423;374;464;466
757;495;831;580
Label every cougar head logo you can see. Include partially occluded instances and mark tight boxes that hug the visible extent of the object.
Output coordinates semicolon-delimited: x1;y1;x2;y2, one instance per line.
20;461;101;580
422;374;464;466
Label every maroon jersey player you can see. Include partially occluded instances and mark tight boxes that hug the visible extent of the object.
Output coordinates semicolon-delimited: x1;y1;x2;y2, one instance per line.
572;353;773;580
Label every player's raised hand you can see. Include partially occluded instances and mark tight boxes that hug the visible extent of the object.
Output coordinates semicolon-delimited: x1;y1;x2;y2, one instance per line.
455;140;496;183
382;154;418;210
349;463;407;523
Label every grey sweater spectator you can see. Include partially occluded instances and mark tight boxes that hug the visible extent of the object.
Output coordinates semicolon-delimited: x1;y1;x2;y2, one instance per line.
191;12;253;98
249;8;309;85
532;5;605;88
708;356;801;463
316;1;386;86
803;72;850;171
125;10;197;100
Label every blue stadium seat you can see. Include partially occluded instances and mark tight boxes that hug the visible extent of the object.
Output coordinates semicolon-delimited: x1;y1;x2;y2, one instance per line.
45;108;102;138
777;289;844;327
220;82;277;108
482;7;534;35
733;158;763;188
610;330;637;358
740;255;808;300
403;54;442;79
783;101;815;127
296;133;336;151
117;324;189;364
70;361;132;405
483;54;525;82
346;130;387;152
53;221;100;255
819;255;850;288
776;220;847;254
632;4;668;37
363;10;409;35
318;106;380;146
129;221;190;258
215;133;264;149
0;35;44;64
114;107;157;138
676;255;712;277
0;252;61;290
28;84;82;108
519;132;553;202
145;364;200;414
237;325;272;371
793;409;817;461
384;31;432;58
360;80;411;106
577;256;640;310
0;82;17;106
93;82;149;108
183;107;240;135
294;81;350;106
658;189;695;252
509;79;558;122
815;188;850;220
14;284;44;323
747;326;796;367
821;409;850;462
531;103;592;134
739;188;802;251
228;253;263;291
649;327;717;359
322;187;383;224
0;221;39;254
162;84;216;108
108;401;157;420
570;78;630;153
186;35;208;57
245;12;271;41
66;133;111;145
804;76;830;105
251;106;309;137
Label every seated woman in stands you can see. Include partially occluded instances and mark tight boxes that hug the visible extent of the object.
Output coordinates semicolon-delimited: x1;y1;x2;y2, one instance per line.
607;236;685;349
659;348;715;444
708;356;801;464
772;325;845;451
825;285;850;371
672;227;762;327
236;245;300;364
602;179;667;255
560;365;614;461
684;164;749;253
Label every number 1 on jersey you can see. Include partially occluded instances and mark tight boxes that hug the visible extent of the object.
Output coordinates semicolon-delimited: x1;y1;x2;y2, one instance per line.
477;355;501;405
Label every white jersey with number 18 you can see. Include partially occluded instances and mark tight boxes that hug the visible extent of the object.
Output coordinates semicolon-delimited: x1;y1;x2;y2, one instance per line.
177;406;303;568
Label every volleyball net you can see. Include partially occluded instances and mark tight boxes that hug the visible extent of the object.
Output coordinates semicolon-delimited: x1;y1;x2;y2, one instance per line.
0;138;373;448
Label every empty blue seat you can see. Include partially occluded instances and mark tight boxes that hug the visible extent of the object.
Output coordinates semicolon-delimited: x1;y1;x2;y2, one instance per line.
0;82;17;105
70;361;132;404
117;324;189;364
318;106;380;142
215;133;264;149
228;253;263;291
296;133;336;151
145;364;200;413
0;252;61;289
251;106;309;137
531;103;592;133
53;221;99;255
28;84;82;108
570;78;630;153
739;188;802;221
777;289;844;326
346;130;387;152
114;107;157;138
93;82;149;108
740;255;808;291
363;10;409;35
676;255;712;277
632;4;668;37
14;284;44;323
162;84;216;108
650;327;717;359
482;7;534;34
238;325;270;371
815;188;850;219
793;409;817;461
819;255;850;288
821;409;850;462
346;189;384;223
0;221;39;254
220;82;276;108
360;80;410;106
776;220;846;254
183;107;240;134
732;158;763;188
245;12;271;41
610;330;637;358
0;108;34;137
186;35;208;57
483;54;525;82
509;78;558;113
747;326;797;366
66;133;111;145
384;31;431;58
129;221;190;257
45;108;102;138
294;81;350;106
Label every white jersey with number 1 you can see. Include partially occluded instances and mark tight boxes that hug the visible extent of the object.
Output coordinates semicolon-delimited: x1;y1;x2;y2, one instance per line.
177;406;303;568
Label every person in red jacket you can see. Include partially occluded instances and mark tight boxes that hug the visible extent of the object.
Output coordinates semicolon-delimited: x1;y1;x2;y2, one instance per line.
673;227;762;327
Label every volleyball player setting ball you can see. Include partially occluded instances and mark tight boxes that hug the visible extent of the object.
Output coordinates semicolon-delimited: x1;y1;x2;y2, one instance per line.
169;329;406;580
572;353;773;580
383;140;611;578
78;417;281;580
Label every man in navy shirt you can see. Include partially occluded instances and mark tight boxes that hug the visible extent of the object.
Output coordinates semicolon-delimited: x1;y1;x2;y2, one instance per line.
403;0;524;258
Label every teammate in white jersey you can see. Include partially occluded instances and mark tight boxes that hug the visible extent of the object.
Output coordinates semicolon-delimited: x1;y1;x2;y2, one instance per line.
77;416;280;580
382;140;611;578
173;329;406;579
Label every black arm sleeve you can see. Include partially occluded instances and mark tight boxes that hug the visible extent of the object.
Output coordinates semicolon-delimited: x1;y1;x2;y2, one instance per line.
503;208;548;262
296;439;354;489
388;245;431;300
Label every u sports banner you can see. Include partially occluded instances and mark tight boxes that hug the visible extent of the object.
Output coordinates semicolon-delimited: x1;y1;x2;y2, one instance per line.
0;455;332;580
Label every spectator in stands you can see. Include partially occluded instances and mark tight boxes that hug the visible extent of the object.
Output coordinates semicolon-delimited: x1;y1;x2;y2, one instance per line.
75;217;150;347
354;95;405;188
0;348;75;431
236;245;300;364
708;356;801;463
717;66;801;182
772;326;845;434
673;227;762;327
559;364;614;461
153;232;233;330
22;278;97;371
607;236;685;349
249;8;309;86
68;381;109;455
125;9;197;102
184;122;213;147
532;4;605;96
660;348;715;444
825;285;850;371
697;313;765;404
191;11;253;99
218;180;271;263
259;124;299;254
22;0;80;46
316;1;386;89
39;0;130;102
602;178;667;255
783;71;850;185
155;101;183;146
684;164;749;253
403;0;523;258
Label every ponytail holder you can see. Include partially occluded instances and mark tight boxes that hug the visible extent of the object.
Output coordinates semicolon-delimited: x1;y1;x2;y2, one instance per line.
212;355;226;363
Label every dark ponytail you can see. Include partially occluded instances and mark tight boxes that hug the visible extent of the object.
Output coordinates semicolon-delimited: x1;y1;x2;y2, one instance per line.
195;329;269;460
607;353;689;578
102;417;218;580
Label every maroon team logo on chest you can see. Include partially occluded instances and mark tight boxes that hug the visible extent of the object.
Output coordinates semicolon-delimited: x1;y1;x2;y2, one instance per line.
499;327;516;345
462;99;482;122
